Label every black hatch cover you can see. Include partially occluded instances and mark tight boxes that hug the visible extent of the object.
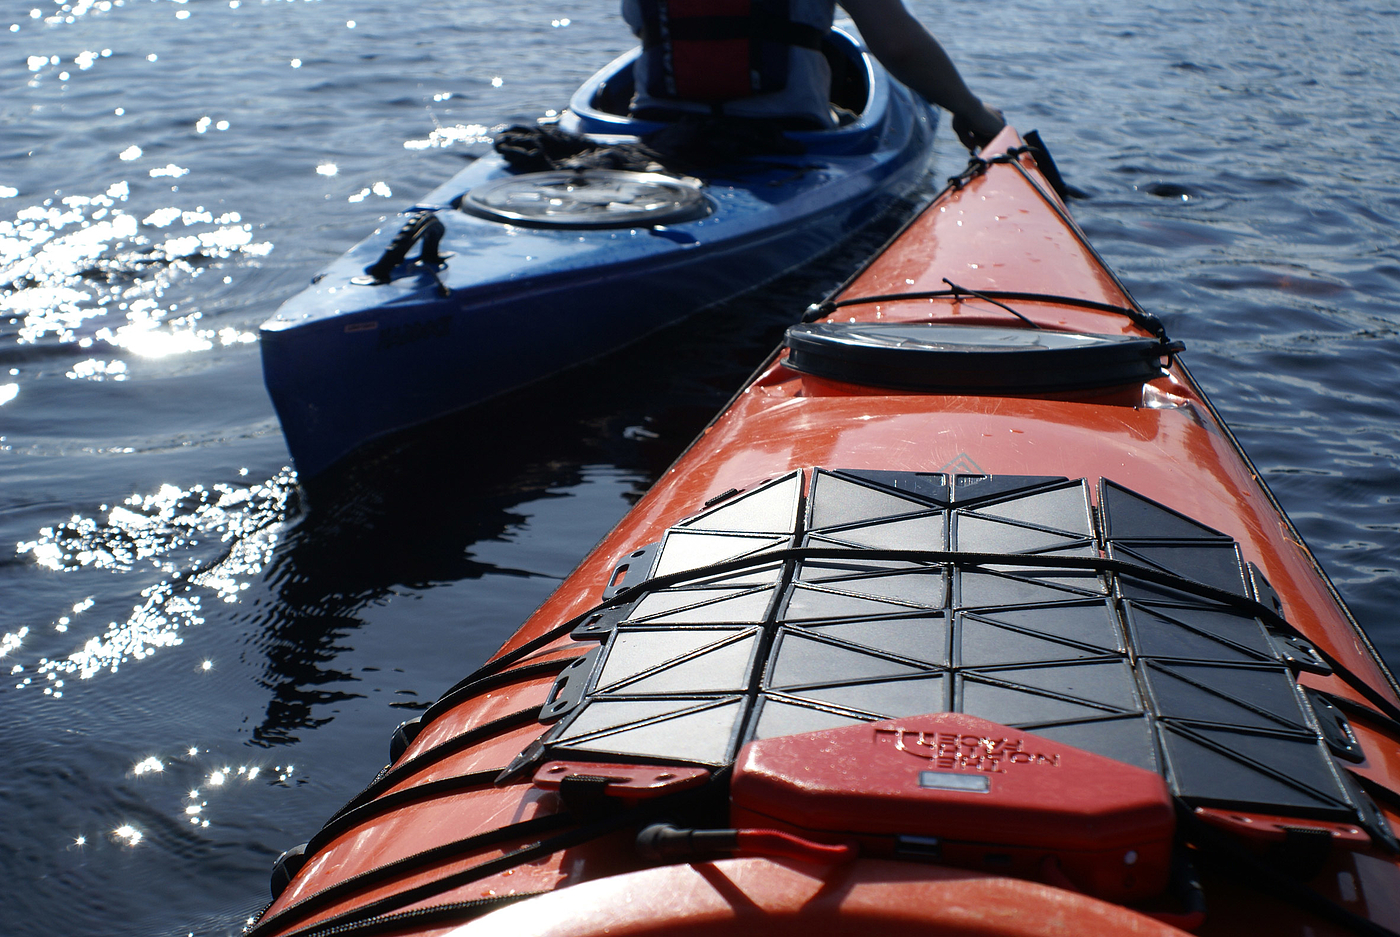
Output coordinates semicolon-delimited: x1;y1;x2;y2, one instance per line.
784;323;1172;392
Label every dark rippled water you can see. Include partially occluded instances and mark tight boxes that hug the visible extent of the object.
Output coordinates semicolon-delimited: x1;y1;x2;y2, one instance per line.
2;1;1398;934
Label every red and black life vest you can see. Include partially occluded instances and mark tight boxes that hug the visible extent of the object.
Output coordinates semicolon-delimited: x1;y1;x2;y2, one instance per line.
637;0;828;103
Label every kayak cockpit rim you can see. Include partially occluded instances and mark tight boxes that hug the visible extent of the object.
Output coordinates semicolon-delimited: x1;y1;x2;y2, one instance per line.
562;27;886;144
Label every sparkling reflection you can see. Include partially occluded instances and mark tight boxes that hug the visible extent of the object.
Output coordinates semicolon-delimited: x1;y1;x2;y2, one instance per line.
113;825;142;846
1;182;269;361
9;470;296;685
115;744;296;835
403;122;492;151
66;359;127;381
347;182;392;204
72;743;303;854
133;757;164;776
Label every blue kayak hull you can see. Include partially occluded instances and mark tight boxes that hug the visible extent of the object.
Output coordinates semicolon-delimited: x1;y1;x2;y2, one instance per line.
260;32;937;480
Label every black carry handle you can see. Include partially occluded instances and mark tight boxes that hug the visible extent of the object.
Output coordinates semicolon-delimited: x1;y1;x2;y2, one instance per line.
361;210;447;284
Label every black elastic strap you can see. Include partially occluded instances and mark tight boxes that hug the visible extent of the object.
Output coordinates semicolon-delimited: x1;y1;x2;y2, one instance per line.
1355;772;1400;817
263;780;714;937
305;768;505;857
1001;153;1158;331
803;287;1166;339
250;813;573;937
941;278;1041;329
424;657;578;737
581;545;1400;726
277;893;549;937
451;544;1400;727
1322;690;1400;739
322;706;544;828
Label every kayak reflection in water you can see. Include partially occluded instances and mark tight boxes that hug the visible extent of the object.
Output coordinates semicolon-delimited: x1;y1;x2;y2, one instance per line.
622;0;1006;149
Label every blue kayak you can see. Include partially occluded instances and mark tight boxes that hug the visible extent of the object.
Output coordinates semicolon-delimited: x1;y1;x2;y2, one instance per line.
260;29;937;480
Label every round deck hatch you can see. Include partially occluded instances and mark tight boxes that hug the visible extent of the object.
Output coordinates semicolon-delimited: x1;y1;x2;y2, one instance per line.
785;323;1173;391
461;170;710;228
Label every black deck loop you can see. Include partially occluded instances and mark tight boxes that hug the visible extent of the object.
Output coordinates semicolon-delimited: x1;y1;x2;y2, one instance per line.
947;155;988;190
985;145;1032;164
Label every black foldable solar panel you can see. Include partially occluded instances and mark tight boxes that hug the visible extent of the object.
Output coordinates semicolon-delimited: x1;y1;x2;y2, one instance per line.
516;469;1385;846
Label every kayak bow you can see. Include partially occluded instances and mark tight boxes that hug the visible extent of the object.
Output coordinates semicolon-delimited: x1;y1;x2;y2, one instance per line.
252;128;1400;937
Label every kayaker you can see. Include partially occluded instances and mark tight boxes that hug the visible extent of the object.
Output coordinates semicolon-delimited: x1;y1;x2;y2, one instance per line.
622;0;1005;149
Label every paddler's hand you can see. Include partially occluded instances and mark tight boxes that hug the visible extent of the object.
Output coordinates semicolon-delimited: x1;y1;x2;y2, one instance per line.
953;102;1006;152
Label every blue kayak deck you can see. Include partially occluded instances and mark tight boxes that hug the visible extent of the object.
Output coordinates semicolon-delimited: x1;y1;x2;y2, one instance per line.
261;32;937;480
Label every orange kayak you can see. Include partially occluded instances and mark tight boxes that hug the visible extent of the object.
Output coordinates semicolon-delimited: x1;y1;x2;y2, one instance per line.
249;129;1400;937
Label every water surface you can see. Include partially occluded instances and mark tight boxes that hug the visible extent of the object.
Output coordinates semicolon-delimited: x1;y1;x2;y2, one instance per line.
2;1;1398;934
